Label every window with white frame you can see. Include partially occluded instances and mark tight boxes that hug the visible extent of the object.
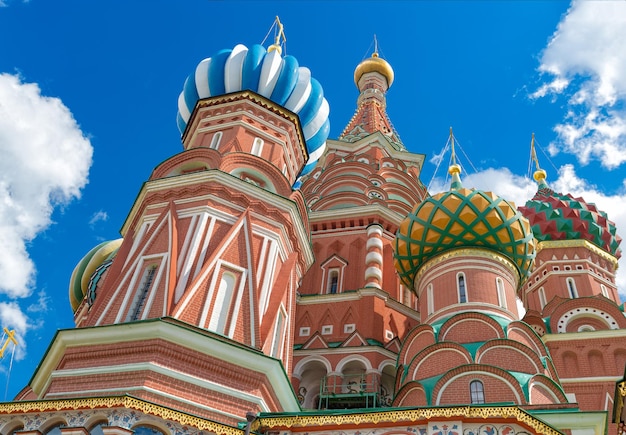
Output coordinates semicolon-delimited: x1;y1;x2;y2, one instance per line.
457;273;467;303
327;269;339;294
209;272;236;334
566;277;578;298
344;324;355;334
251;137;264;156
600;284;609;298
470;380;485;404
270;307;287;358
496;277;506;308
299;327;311;337
210;131;222;150
538;287;547;309
127;265;158;321
427;283;434;315
321;325;333;335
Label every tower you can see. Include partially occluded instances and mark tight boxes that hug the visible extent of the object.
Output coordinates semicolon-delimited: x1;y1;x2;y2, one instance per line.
13;37;330;427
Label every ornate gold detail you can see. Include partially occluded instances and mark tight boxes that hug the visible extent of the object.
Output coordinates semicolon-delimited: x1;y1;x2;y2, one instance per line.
619;381;626;397
537;239;618;268
254;406;561;435
0;395;242;435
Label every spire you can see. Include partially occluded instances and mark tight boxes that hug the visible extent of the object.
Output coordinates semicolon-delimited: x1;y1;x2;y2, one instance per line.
530;133;549;190
448;127;463;190
339;39;403;148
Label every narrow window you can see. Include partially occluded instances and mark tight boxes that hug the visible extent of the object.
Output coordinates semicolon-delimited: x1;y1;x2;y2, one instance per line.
251;137;264;156
457;273;467;303
209;272;236;334
128;265;157;321
566;277;578;298
210;131;222;150
496;278;507;308
271;308;286;358
427;283;434;315
470;380;485;404
600;284;609;298
328;269;339;294
404;287;412;307
538;287;547;309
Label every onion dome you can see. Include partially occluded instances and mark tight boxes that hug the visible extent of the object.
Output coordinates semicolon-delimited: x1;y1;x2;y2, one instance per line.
354;52;394;88
394;164;536;289
176;43;330;184
68;239;122;312
519;169;622;259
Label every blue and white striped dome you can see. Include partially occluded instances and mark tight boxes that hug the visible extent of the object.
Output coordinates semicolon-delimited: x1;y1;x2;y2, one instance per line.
176;44;330;185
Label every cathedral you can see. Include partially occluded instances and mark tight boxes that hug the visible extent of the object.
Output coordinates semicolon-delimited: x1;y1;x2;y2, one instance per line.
1;24;625;435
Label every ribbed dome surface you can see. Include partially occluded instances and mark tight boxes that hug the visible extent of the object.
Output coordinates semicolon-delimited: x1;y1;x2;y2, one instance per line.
520;187;621;258
68;239;122;311
176;43;330;184
354;53;394;88
395;187;536;289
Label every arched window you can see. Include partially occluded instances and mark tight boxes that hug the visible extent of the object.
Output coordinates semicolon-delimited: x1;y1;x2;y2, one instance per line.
496;278;506;308
566;277;578;298
470;380;485;404
538;287;547;309
457;273;467;303
251;137;264;156
328;269;339;294
210;131;222;150
427;283;434;315
600;284;609;298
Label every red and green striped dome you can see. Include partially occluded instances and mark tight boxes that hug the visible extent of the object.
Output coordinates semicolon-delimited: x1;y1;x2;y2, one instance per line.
394;166;536;289
519;174;621;259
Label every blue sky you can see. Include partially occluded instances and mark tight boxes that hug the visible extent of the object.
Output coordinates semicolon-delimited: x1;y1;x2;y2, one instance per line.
1;1;626;400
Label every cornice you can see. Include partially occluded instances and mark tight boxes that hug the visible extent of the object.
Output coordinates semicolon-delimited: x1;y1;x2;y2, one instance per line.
297;287;420;320
30;319;300;411
541;328;626;342
0;395;241;435
537;239;618;269
253;406;562;435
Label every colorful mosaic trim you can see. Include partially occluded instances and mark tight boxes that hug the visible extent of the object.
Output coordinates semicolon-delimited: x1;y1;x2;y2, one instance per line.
254;406;561;435
0;396;241;435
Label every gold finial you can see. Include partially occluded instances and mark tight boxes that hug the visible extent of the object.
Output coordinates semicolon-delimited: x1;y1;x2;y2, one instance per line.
0;327;18;359
267;16;286;55
530;133;548;188
448;127;462;189
373;34;379;56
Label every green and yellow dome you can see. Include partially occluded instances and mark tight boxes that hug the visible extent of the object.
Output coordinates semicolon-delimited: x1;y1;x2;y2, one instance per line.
68;239;122;312
394;165;536;289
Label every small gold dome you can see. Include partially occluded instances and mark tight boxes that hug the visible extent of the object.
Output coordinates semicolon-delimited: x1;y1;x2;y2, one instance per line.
354;53;394;88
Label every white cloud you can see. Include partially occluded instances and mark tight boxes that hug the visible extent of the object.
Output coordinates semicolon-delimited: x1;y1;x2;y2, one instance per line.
0;73;92;329
89;210;109;227
532;0;626;169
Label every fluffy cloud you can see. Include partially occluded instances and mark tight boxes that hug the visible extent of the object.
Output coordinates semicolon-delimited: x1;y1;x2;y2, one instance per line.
532;0;626;169
0;73;92;326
